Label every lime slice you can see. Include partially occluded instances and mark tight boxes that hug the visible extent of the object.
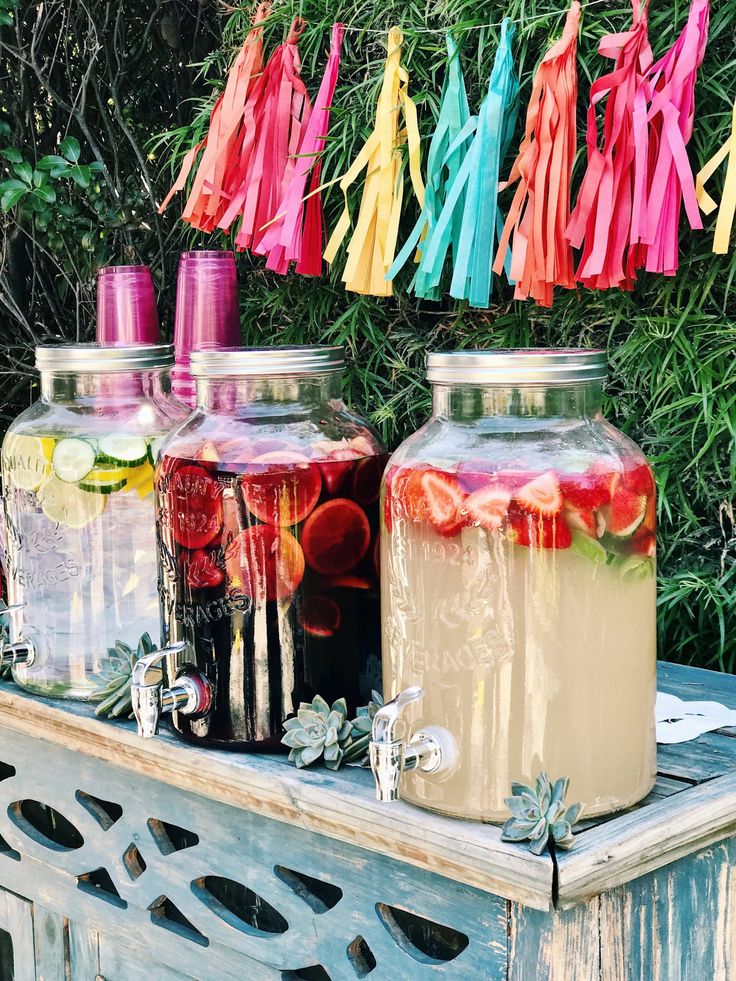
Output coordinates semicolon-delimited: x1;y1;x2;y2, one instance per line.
38;475;106;529
3;434;53;492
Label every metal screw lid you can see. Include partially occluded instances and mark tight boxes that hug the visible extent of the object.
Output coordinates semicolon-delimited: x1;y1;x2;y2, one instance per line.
426;349;607;385
35;343;174;373
190;346;345;378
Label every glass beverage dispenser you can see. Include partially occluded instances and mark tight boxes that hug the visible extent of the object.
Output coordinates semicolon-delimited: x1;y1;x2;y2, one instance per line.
133;347;387;748
1;344;188;699
370;350;657;822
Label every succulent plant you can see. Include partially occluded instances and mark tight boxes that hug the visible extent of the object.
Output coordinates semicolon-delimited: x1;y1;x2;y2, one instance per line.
343;690;384;765
282;695;353;770
501;773;583;856
91;632;156;719
0;601;11;679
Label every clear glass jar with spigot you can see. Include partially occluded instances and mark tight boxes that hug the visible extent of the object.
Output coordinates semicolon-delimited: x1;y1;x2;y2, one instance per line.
149;347;387;749
1;344;188;699
375;350;657;822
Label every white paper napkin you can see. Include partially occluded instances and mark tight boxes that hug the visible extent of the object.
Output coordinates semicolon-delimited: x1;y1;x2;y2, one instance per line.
656;691;736;744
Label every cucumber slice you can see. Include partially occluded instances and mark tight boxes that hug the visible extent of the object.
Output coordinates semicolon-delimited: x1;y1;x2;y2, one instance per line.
96;434;148;468
78;475;127;495
52;437;96;483
146;437;165;467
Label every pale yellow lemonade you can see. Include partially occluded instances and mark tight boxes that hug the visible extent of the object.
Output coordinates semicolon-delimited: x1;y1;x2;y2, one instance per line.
382;477;657;823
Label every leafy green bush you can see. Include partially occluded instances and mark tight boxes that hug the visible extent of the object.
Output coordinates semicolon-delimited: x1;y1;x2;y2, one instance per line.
1;0;734;669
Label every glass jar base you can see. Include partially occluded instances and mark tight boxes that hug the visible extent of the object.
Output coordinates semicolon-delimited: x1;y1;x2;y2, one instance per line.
12;675;100;703
401;773;657;825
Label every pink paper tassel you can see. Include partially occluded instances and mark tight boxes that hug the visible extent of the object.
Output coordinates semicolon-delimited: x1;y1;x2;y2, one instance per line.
218;18;311;253
633;0;710;275
255;23;345;276
566;0;653;290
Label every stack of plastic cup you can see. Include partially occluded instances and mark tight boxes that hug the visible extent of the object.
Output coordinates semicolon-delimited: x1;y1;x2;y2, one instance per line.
96;265;160;344
172;250;240;407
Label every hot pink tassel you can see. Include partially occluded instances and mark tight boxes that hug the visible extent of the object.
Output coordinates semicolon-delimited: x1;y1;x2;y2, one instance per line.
566;0;653;290
218;18;311;252
633;0;709;275
256;23;345;275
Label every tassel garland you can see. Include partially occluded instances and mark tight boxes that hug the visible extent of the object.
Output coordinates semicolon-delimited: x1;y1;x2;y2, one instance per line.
255;23;345;276
217;18;311;253
696;96;736;254
386;33;472;299
493;2;580;307
566;0;653;290
158;3;270;229
416;18;518;308
323;27;424;296
632;0;709;275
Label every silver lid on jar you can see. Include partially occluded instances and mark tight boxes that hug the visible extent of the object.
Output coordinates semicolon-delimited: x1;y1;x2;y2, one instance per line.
426;349;607;385
190;346;345;377
35;343;174;373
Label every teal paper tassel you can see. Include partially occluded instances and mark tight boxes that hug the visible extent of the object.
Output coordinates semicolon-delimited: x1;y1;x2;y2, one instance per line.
420;19;519;308
387;34;472;299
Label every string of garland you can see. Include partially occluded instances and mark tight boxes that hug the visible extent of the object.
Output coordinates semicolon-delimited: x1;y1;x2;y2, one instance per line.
159;0;727;308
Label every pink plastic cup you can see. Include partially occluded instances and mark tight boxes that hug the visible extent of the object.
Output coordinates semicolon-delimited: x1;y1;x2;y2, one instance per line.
173;250;240;407
96;265;160;344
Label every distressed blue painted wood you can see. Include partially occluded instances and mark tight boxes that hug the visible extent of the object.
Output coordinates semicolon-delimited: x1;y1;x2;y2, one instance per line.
0;661;732;980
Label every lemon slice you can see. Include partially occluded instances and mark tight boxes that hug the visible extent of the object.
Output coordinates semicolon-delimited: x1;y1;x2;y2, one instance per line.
121;461;154;493
3;434;54;492
38;475;106;529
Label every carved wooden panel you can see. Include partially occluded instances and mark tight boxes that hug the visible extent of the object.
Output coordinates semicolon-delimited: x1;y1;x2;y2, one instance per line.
0;725;508;979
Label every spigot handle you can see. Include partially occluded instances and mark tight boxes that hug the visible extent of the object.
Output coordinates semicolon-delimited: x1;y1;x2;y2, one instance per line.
372;686;423;744
131;642;186;689
131;642;210;740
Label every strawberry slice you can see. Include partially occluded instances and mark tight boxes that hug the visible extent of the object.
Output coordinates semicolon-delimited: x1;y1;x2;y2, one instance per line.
559;467;614;510
630;527;656;557
507;507;572;549
405;469;466;536
462;482;512;531
563;505;599;537
622;458;655;497
515;471;563;517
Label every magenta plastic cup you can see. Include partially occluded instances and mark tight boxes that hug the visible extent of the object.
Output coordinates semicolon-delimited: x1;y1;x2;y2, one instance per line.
173;250;240;407
96;265;160;344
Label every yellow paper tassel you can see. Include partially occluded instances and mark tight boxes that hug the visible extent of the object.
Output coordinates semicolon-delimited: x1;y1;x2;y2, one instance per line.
696;97;736;254
323;27;424;296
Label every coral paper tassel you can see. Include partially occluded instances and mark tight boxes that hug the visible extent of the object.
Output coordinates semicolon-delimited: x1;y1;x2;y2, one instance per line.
634;0;709;275
696;97;736;254
493;2;580;307
566;0;653;290
158;2;270;228
219;18;311;252
323;27;424;296
256;23;345;275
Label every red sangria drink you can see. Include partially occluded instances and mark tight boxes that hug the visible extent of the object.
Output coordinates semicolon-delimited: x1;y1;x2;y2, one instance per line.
155;348;386;750
380;351;657;822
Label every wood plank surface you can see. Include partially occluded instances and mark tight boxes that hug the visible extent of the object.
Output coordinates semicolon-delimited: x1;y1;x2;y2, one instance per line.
0;889;35;981
0;681;552;911
508;898;600;981
556;771;736;908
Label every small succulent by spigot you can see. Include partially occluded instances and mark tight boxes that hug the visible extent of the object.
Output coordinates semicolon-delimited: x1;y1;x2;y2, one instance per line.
91;632;156;719
282;695;353;770
501;773;583;856
343;690;384;765
0;601;11;679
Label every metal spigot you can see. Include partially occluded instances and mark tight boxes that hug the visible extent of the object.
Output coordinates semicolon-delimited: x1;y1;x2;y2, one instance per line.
131;643;211;739
0;603;35;667
369;686;455;803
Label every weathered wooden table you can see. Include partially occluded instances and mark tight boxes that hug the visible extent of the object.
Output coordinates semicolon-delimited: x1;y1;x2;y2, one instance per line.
0;661;733;980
